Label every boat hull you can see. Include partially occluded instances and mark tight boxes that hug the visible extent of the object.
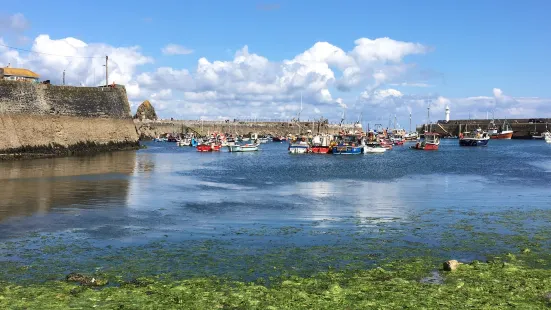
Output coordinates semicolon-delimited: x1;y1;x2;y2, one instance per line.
311;146;332;154
289;145;309;154
490;132;513;139
364;147;386;153
332;145;363;155
410;142;439;150
197;144;221;152
459;138;489;146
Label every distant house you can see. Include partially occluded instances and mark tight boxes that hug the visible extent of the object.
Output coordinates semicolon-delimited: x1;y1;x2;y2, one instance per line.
0;67;40;82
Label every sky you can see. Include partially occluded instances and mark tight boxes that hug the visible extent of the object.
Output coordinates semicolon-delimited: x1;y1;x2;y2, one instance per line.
1;0;550;128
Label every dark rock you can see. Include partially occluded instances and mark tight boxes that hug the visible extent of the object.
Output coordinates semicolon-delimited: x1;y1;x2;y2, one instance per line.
134;100;158;120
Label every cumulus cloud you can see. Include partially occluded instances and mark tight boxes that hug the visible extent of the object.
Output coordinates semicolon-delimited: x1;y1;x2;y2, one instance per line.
0;34;153;102
162;44;194;55
1;28;548;123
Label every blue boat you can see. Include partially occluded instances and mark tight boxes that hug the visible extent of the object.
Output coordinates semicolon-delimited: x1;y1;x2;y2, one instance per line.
332;134;363;155
332;145;363;154
459;128;490;146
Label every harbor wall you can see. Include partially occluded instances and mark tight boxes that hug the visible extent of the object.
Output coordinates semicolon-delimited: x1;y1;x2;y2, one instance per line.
134;119;354;139
420;118;551;139
0;80;139;159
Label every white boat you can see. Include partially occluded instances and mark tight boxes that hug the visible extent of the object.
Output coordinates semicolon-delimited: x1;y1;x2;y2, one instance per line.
242;137;250;142
289;141;309;154
228;143;259;152
545;132;551;144
363;143;387;153
177;138;191;146
259;137;269;144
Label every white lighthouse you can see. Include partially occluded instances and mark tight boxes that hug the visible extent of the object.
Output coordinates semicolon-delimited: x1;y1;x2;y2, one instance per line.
445;105;450;122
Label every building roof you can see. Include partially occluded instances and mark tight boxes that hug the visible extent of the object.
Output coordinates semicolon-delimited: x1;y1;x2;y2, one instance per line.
1;68;40;78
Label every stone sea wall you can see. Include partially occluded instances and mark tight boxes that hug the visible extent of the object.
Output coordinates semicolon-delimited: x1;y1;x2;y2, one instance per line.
135;119;356;139
0;80;139;159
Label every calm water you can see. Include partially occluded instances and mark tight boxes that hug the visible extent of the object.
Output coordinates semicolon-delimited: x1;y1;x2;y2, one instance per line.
1;139;551;281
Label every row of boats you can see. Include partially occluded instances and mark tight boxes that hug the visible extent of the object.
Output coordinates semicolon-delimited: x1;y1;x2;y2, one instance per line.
154;123;551;155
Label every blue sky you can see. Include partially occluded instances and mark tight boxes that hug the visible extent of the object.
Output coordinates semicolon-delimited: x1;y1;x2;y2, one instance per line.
1;1;550;124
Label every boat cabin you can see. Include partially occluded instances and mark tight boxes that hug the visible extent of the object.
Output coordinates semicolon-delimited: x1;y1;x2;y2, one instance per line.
423;132;440;144
335;134;360;146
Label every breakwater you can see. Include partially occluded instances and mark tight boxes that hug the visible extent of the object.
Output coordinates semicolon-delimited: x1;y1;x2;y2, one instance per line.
135;119;355;139
419;118;551;138
0;80;139;159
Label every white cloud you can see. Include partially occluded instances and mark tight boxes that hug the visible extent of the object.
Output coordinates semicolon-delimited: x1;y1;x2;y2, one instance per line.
2;30;548;124
0;34;153;92
162;44;194;55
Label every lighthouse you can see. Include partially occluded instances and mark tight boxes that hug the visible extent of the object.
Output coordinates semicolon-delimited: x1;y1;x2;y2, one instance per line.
445;105;450;122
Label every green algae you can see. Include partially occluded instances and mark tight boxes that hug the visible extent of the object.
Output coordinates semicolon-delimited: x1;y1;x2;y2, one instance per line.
1;258;550;309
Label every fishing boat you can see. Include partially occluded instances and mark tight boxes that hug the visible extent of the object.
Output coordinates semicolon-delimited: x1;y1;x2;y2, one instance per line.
332;134;363;155
364;142;387;153
288;139;310;154
311;135;333;154
487;119;499;138
196;141;221;152
258;137;269;144
491;120;513;139
459;128;490;146
545;132;551;144
410;132;440;150
532;123;549;139
272;136;286;142
228;143;259;152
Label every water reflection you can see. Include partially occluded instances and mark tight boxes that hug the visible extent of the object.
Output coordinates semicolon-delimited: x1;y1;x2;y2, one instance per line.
0;151;137;221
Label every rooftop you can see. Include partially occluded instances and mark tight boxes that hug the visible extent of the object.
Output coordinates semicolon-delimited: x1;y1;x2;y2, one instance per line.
1;68;40;78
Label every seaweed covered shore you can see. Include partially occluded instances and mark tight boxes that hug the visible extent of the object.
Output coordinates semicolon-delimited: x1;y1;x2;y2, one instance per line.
1;253;551;309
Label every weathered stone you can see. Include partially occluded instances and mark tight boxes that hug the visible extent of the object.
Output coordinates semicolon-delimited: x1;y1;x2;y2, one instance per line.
443;260;461;272
0;80;139;158
134;100;158;120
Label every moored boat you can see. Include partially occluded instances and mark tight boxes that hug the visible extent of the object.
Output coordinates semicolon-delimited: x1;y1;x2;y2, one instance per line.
196;142;221;152
289;140;310;154
491;120;513;139
459;128;490;146
545;132;551;144
311;134;333;154
228;143;259;152
410;133;440;150
332;134;363;155
364;142;387;153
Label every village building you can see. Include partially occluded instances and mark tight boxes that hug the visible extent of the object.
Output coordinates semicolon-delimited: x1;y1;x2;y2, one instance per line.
0;67;40;82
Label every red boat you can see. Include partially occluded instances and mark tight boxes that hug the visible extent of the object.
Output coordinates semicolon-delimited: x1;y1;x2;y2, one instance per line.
410;133;440;150
196;143;221;152
311;146;332;154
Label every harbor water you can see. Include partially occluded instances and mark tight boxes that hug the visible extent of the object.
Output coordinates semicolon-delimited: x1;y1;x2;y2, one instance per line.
1;139;551;282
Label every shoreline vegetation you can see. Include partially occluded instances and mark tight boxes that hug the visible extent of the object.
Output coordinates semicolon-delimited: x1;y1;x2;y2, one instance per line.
1;253;551;309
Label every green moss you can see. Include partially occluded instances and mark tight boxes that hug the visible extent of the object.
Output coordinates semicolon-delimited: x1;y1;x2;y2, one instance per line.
0;259;550;309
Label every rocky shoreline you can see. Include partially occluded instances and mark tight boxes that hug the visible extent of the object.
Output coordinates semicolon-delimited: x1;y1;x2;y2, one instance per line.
0;141;140;161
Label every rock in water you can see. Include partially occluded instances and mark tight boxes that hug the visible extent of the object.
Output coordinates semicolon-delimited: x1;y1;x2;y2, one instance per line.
66;273;108;286
443;260;461;272
135;100;158;120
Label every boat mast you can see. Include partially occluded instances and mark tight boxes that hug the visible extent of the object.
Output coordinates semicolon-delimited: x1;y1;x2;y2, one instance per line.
409;112;412;133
